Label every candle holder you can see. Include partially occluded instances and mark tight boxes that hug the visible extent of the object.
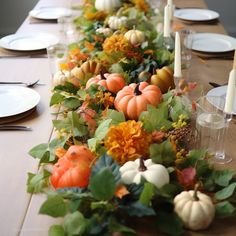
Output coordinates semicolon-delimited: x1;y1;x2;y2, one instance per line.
163;36;174;52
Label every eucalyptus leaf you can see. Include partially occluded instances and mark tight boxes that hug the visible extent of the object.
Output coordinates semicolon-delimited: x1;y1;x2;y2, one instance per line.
48;225;65;236
215;201;235;218
215;183;236;200
39;195;67;217
213;169;235;187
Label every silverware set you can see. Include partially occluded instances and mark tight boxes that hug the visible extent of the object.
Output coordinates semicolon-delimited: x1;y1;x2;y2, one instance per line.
0;79;45;87
0;125;32;131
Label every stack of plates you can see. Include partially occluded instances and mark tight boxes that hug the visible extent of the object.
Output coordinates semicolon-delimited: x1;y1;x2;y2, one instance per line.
0;86;40;124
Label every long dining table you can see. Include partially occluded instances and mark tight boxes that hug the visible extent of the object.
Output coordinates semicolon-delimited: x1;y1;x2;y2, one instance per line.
0;0;236;235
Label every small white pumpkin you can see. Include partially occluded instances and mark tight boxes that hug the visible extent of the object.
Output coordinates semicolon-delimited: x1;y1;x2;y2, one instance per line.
108;16;127;30
174;187;215;231
96;27;113;36
124;28;145;45
95;0;121;13
120;158;169;188
53;71;70;86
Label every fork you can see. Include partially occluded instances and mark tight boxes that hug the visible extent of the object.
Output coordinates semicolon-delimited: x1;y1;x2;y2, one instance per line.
0;79;44;87
0;125;32;131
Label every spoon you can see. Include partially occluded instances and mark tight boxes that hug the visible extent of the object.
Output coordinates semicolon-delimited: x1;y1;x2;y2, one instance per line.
0;79;42;87
0;125;32;131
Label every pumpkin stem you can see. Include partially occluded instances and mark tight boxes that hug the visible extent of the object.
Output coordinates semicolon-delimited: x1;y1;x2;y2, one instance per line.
100;70;107;80
138;157;147;172
193;183;200;201
134;83;142;96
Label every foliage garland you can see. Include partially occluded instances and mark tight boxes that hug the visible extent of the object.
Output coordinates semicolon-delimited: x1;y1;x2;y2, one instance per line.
27;0;236;235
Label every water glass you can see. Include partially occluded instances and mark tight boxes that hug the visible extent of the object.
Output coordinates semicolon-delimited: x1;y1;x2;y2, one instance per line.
195;95;232;164
179;29;195;69
46;43;68;78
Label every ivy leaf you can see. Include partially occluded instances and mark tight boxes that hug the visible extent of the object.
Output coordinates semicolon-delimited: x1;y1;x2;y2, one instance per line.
39;195;67;217
48;137;68;162
28;143;48;159
89;167;116;201
50;93;65;106
139;182;155;206
186;149;207;166
91;153;121;183
150;140;176;166
106;109;125;125
63;97;81;109
215;182;236;200
215;201;235;218
63;212;87;236
48;225;65;236
213;169;235;187
120;201;156;217
87;137;100;152
156;211;184;236
27;170;51;193
94;119;112;140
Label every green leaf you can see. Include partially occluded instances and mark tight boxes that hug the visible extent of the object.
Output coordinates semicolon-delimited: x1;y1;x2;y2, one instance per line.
94;119;112;140
106;109;125;125
28;143;48;159
64;211;87;236
91;153;121;183
87;137;100;152
160;184;183;199
156;211;184;236
39;195;67;217
150;140;176;166
50;93;65;106
63;97;81;109
139;182;155;206
215;182;236;200
187;149;207;166
27;170;51;193
109;217;136;234
48;225;65;236
89;167;116;201
215;201;235;218
213;169;235;187
53;120;71;132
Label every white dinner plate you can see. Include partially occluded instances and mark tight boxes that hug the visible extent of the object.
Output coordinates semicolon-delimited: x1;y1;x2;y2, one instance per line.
206;86;236;115
0;86;40;118
174;9;219;22
191;33;236;53
29;7;72;20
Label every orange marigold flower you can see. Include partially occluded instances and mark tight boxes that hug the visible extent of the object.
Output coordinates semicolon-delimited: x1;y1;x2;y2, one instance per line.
104;120;152;164
132;0;149;12
85;9;107;21
103;35;132;54
115;185;130;199
84;41;95;52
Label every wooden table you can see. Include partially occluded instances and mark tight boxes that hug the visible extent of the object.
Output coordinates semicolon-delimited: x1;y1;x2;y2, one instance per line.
0;0;235;235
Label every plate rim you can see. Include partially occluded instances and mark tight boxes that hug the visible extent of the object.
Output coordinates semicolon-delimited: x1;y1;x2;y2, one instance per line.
0;32;59;51
174;8;219;21
206;85;236;115
29;7;72;20
191;33;236;53
0;85;41;118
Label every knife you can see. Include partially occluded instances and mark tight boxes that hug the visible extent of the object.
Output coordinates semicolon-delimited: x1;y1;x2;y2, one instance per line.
0;125;32;131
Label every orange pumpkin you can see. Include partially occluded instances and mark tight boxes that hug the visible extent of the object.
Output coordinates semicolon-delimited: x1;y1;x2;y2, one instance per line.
51;145;95;189
114;82;162;120
86;72;126;94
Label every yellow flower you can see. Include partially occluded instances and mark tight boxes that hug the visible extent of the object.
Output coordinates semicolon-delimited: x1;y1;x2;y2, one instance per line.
104;120;152;164
132;0;149;12
172;114;188;129
103;35;132;54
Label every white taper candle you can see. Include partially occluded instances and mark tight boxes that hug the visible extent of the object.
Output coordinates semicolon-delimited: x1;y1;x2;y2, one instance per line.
164;5;170;37
224;69;236;114
167;0;173;21
174;31;182;78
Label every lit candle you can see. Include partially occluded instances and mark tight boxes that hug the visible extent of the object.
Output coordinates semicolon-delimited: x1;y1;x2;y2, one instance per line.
174;31;182;78
164;5;170;37
224;69;236;114
167;0;173;21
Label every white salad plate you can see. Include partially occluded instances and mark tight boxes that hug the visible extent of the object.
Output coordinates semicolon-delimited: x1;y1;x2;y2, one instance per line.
207;86;236;115
174;8;219;22
0;32;59;51
191;33;236;53
29;7;72;20
0;86;40;118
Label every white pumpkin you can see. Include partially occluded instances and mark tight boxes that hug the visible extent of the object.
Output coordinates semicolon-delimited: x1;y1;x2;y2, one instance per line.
96;27;113;36
120;158;169;188
124;29;145;45
53;71;70;86
95;0;121;12
174;189;215;231
108;16;127;30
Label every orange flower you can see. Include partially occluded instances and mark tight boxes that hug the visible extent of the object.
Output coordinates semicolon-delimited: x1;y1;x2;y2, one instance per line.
115;185;130;199
132;0;149;12
84;9;107;21
84;41;95;52
104;120;152;164
103;35;132;54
